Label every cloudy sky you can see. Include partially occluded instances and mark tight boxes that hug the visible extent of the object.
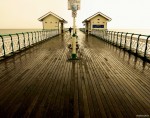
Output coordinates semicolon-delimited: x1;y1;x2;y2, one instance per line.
0;0;150;29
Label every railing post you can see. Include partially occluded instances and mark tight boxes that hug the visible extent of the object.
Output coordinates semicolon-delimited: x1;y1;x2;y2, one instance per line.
22;32;26;48
34;32;37;43
105;30;107;40
16;33;21;51
111;31;113;44
124;33;128;49
0;35;6;57
144;36;150;59
113;32;116;45
44;31;46;40
41;31;43;41
37;31;39;42
45;31;46;39
45;31;47;39
9;34;14;53
135;34;141;55
106;31;108;42
120;32;124;47
27;32;30;46
39;31;41;41
109;31;111;43
116;32;119;46
31;32;34;44
129;33;134;51
46;31;48;39
42;31;44;40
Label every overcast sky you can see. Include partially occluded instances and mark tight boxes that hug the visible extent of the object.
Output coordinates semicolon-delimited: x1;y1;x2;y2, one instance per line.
0;0;150;29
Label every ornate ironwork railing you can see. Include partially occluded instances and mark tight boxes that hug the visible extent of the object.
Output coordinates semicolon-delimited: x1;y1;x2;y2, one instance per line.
0;29;59;59
80;28;150;61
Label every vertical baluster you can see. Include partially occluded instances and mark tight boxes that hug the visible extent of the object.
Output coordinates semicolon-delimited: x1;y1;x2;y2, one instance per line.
44;31;46;40
39;31;42;42
124;33;128;49
47;30;49;39
9;34;14;53
46;31;48;39
129;33;134;51
113;32;116;45
107;31;109;42
0;35;6;57
49;30;51;38
108;31;110;41
16;33;21;51
135;34;141;55
108;31;110;42
43;30;45;40
37;31;40;42
31;32;34;45
51;30;52;37
144;36;150;59
34;32;37;43
42;31;44;41
106;31;108;42
22;33;26;48
45;31;47;39
27;32;30;46
116;32;119;46
111;31;113;44
120;32;123;47
104;30;106;41
40;31;42;41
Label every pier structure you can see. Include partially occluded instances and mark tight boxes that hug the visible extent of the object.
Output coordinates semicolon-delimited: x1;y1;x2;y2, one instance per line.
0;1;150;116
0;29;150;118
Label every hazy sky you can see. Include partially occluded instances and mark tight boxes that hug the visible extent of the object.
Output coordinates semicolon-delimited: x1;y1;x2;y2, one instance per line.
0;0;150;29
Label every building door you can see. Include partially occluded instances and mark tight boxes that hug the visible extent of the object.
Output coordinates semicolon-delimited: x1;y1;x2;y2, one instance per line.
61;23;63;33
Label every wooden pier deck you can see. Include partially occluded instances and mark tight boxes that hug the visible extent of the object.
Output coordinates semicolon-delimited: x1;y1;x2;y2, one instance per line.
0;31;150;118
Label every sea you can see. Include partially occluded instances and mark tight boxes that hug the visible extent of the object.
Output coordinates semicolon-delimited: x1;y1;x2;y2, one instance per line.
0;29;150;35
109;29;150;35
0;29;42;35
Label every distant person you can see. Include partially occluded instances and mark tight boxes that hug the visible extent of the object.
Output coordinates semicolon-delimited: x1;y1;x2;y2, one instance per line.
69;27;72;35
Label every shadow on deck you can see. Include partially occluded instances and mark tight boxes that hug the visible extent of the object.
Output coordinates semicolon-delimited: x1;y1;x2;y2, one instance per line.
0;31;150;118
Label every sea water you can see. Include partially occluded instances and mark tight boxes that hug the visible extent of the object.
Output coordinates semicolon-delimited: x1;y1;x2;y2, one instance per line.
109;29;150;35
0;29;42;35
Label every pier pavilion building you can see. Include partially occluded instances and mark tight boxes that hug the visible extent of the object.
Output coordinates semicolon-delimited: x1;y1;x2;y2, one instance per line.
82;12;112;33
38;11;67;33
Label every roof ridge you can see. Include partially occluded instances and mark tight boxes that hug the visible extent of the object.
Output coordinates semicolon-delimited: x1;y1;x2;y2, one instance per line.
82;11;112;23
38;11;67;23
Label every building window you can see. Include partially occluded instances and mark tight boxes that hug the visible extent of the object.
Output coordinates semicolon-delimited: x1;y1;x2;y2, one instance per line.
55;22;57;23
97;19;100;20
93;25;104;28
103;22;105;23
45;22;47;23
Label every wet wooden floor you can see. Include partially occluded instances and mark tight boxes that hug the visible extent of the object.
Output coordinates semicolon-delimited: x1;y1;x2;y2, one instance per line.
0;31;150;118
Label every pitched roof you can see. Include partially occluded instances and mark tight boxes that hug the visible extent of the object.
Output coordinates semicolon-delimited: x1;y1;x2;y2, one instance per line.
38;11;67;23
82;12;112;23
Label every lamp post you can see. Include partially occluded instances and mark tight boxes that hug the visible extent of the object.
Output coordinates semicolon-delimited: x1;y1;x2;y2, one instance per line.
68;0;80;59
